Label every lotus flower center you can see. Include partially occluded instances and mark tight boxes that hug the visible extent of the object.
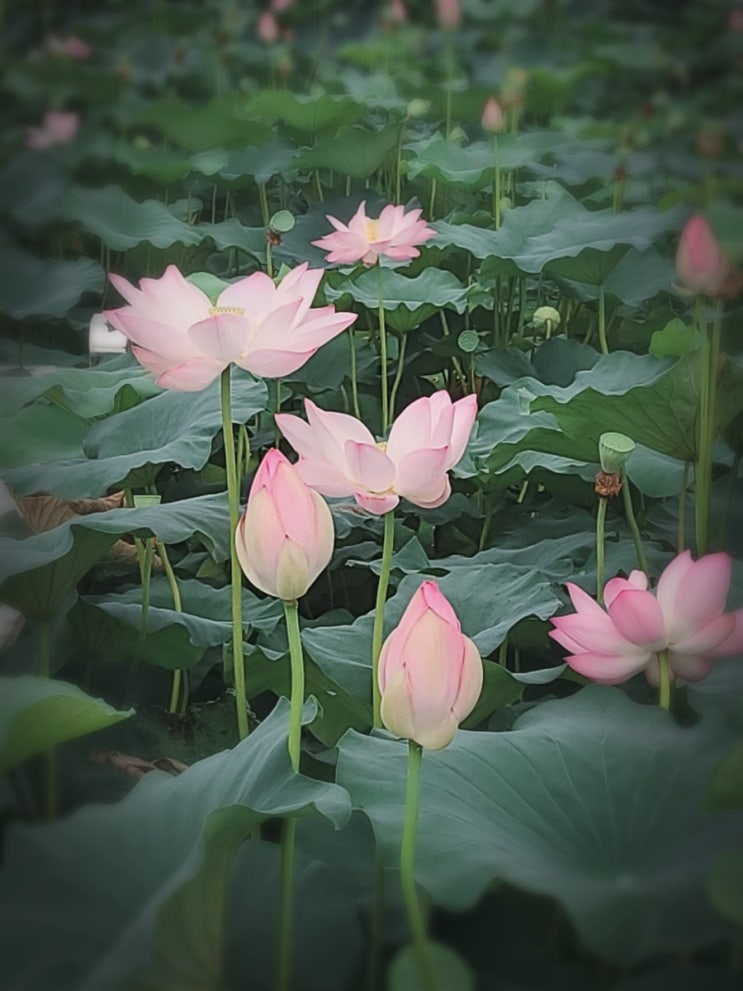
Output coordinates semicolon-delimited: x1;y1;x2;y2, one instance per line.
375;441;387;452
208;306;245;316
365;219;379;242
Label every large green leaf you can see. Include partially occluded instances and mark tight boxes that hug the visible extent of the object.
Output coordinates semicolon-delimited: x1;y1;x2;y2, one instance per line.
295;124;401;179
324;267;468;332
245;89;364;134
135;97;274;151
0;676;132;774
4;370;267;498
0;699;354;991
337;687;743;963
0;246;104;319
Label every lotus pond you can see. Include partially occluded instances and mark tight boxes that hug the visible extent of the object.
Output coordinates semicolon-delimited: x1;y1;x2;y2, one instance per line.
1;1;743;989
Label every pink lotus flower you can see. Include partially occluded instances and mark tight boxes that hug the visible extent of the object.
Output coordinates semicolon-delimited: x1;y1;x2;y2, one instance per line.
550;551;743;686
312;201;436;267
481;96;505;134
386;0;407;24
25;110;79;150
276;391;477;515
379;581;482;749
271;0;294;9
104;263;356;391
45;33;92;59
257;10;279;43
436;0;461;30
235;449;334;601
675;215;731;297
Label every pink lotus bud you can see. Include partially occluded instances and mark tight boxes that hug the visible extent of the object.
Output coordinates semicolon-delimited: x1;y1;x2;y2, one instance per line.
675;214;731;297
25;110;80;150
378;581;483;750
387;0;407;24
481;96;504;133
436;0;461;31
235;449;334;601
257;10;279;44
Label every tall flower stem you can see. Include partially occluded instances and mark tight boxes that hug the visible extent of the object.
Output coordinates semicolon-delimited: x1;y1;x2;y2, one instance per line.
276;599;304;991
694;297;722;556
378;266;390;434
491;136;501;229
388;334;408;423
400;741;439;991
372;511;395;727
621;481;648;576
221;366;248;740
597;284;609;356
596;495;608;604
349;326;361;419
158;540;184;714
678;461;689;552
657;649;671;711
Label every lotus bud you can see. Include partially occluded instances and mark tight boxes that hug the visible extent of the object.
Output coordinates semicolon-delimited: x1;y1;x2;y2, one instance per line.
481;96;505;134
406;98;430;119
675;215;730;297
378;581;483;750
436;0;461;31
599;432;635;474
235;449;334;602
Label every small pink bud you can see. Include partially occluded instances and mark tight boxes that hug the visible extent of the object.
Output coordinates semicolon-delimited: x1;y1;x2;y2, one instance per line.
675;214;731;297
257;10;279;44
378;581;483;750
481;96;504;134
235;449;334;601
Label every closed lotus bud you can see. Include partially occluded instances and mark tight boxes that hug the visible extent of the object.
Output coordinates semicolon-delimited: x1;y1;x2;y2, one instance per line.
257;10;279;44
599;432;635;474
378;581;483;750
235;449;334;601
675;215;730;297
481;96;504;133
436;0;461;31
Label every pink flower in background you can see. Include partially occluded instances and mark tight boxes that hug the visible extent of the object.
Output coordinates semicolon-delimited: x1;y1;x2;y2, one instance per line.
550;551;743;686
387;0;407;24
25;110;79;150
257;10;279;43
675;214;730;297
481;96;505;133
436;0;461;30
45;33;92;59
312;201;436;267
276;391;477;515
104;263;356;391
271;0;294;9
235;449;334;601
378;581;482;750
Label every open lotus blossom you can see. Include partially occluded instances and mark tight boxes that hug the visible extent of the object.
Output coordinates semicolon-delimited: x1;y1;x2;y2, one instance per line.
312;201;436;267
379;581;482;750
550;551;743;686
235;449;334;601
25;110;79;150
675;214;731;297
103;263;356;391
276;391;477;515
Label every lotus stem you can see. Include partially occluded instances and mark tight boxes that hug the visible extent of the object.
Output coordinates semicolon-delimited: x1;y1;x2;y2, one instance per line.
372;511;395;727
221;366;248;740
388;334;408;423
378;265;390;434
400;741;439;991
657;650;671;711
349;326;361;419
621;480;648;576
597;284;609;355
283;600;305;773
158;540;184;714
678;461;689;552
596;495;608;604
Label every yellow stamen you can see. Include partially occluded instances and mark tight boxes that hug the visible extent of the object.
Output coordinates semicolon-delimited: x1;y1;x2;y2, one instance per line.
208;305;245;316
375;441;388;452
365;219;379;242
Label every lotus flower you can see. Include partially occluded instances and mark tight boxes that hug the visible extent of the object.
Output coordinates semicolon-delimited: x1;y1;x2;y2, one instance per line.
675;214;730;297
379;581;482;749
550;551;743;685
312;201;436;267
481;96;504;133
45;34;92;59
235;449;334;601
103;263;356;391
25;110;79;150
276;391;477;514
257;10;279;43
436;0;461;30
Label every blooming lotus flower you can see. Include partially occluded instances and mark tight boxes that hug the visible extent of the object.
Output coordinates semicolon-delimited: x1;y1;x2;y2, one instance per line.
276;391;478;515
481;96;504;133
675;215;730;297
379;581;482;750
550;551;743;686
25;110;79;150
235;449;334;601
312;201;436;267
103;263;356;391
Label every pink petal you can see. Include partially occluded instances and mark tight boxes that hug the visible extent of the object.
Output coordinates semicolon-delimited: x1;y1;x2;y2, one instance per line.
354;490;399;514
607;588;667;649
565;649;652;684
550;610;644;655
714;608;743;656
217;270;276;314
344;440;396;491
188;313;251;363
154;355;226;391
662;552;732;643
671;613;735;654
666;652;715;683
394;446;450;504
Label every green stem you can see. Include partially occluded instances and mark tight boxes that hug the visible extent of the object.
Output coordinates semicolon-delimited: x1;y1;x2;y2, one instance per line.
428;178;437;220
596;496;608;604
493;136;501;229
444;44;454;138
597;284;608;355
372;511;395;728
695;295;718;556
221;366;248;740
378;266;389;434
283;601;305;774
276;817;297;991
388;335;408;423
158;540;184;714
657;649;671;711
259;182;270;226
400;742;439;991
139;538;154;645
678;461;689;552
621;480;648;576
